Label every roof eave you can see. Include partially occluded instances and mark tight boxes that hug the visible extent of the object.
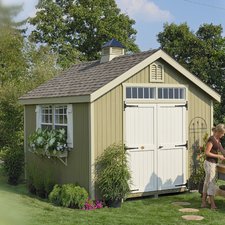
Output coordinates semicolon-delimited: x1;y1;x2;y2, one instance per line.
19;95;91;105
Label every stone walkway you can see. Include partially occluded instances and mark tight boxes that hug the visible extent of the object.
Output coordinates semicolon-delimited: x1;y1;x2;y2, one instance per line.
172;201;204;221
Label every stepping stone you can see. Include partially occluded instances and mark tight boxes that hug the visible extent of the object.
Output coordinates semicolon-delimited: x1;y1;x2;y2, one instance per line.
182;215;204;221
172;201;191;206
179;208;199;213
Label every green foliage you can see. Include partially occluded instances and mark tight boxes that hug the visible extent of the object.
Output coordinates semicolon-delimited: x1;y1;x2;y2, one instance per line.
28;128;69;157
0;27;27;86
2;146;24;185
0;83;24;148
189;133;208;189
29;0;139;67
48;184;62;205
49;184;88;209
157;23;225;123
27;163;55;198
95;143;131;201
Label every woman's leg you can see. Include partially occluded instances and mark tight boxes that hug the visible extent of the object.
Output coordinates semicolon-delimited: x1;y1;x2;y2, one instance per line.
201;160;209;207
205;161;217;208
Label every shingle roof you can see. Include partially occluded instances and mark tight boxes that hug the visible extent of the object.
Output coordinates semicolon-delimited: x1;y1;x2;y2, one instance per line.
20;49;158;100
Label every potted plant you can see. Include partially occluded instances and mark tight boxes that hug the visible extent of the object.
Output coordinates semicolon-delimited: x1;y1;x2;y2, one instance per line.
28;128;69;158
95;143;131;208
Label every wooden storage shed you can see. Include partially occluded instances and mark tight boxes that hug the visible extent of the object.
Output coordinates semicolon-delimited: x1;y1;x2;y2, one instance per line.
20;39;221;198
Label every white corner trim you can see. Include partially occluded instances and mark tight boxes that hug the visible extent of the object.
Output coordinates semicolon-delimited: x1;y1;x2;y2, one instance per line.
210;100;214;132
90;49;220;103
89;102;95;199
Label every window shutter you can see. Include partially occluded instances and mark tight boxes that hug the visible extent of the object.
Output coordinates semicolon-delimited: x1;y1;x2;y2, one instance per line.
67;104;73;148
35;105;42;129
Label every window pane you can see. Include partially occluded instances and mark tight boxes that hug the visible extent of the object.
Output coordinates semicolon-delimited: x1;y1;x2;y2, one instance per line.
54;106;67;125
163;88;168;99
144;88;149;98
174;88;179;99
150;88;155;98
59;108;64;114
126;87;131;98
132;88;137;98
138;88;143;98
169;88;173;99
64;115;67;124
158;88;162;99
180;88;185;99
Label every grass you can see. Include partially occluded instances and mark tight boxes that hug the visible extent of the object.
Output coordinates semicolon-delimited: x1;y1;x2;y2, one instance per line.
1;167;225;225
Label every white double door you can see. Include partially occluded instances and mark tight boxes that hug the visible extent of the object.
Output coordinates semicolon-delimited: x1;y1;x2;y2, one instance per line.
125;104;186;193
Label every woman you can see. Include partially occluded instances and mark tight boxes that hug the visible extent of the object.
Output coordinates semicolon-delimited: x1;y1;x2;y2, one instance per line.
201;124;225;209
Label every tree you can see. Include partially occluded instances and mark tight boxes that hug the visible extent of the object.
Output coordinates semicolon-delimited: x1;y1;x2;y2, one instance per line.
0;2;26;31
29;0;139;67
0;2;28;86
157;23;225;124
0;27;27;87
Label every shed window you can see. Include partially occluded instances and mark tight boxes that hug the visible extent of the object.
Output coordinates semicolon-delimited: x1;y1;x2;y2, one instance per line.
158;88;186;99
126;87;156;99
36;104;73;148
150;63;164;82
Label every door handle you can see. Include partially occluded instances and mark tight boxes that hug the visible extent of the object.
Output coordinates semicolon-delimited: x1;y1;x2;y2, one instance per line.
158;146;163;149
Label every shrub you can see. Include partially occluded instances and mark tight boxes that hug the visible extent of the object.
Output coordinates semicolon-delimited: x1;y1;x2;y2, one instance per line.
27;163;55;198
49;184;89;209
95;143;131;202
2;146;24;185
61;184;88;209
49;184;62;206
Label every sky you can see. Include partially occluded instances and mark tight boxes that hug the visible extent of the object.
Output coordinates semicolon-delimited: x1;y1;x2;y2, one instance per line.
2;0;225;51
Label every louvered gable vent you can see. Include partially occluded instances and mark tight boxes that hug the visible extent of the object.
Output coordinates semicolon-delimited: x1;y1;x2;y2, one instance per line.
150;62;164;82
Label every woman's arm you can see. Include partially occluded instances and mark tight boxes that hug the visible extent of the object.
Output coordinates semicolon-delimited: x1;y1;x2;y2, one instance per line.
205;142;225;160
219;142;225;157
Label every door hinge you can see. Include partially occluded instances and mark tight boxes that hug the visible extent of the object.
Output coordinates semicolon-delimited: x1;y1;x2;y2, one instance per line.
124;147;139;150
175;140;188;149
175;101;188;110
175;182;187;188
124;102;139;110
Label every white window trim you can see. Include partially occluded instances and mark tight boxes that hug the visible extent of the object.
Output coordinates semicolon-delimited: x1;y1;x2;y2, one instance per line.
150;62;164;83
123;83;188;103
35;104;73;148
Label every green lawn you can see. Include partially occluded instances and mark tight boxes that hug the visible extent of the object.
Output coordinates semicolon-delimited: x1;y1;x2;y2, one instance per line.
1;168;225;225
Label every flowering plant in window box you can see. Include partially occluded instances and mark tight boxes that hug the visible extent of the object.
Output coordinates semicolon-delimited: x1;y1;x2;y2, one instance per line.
28;128;69;158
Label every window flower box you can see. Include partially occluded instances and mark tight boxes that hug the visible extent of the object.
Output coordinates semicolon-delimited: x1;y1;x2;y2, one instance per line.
28;128;70;165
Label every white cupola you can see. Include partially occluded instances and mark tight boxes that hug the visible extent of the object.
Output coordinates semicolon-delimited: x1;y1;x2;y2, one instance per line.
100;39;125;63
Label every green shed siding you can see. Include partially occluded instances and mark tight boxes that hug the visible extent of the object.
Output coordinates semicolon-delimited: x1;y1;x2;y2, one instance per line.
93;85;123;158
24;103;90;192
93;59;212;179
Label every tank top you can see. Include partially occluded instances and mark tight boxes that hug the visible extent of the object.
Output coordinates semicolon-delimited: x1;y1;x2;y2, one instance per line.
205;136;224;163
